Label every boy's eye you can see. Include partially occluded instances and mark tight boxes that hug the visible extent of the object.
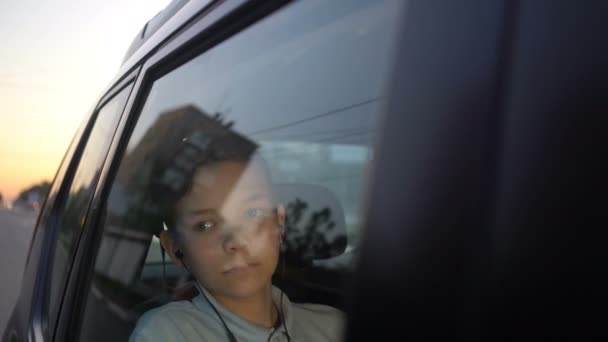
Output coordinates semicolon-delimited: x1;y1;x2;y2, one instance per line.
195;220;216;231
246;208;268;219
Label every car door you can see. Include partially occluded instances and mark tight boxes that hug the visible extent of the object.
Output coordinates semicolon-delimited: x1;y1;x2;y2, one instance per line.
33;1;608;341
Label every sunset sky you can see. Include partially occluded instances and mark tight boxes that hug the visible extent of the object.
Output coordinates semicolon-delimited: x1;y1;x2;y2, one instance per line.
0;0;171;202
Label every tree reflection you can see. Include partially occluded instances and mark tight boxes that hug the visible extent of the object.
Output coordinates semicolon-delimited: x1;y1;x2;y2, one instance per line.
283;198;347;265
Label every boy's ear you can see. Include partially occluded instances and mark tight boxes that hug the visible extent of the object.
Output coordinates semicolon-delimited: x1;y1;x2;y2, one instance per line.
276;204;286;226
159;230;185;268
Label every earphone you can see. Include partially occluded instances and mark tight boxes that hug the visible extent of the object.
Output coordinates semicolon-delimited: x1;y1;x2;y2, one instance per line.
175;249;184;260
279;224;286;251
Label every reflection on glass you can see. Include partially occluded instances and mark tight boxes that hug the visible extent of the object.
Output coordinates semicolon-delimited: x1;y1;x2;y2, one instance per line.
78;0;403;341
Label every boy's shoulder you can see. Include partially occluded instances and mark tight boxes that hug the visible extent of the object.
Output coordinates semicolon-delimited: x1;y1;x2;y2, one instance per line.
128;300;199;342
139;299;198;323
290;302;346;340
292;302;345;325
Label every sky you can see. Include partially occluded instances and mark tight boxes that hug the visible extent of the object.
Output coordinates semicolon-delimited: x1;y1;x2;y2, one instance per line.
0;0;172;202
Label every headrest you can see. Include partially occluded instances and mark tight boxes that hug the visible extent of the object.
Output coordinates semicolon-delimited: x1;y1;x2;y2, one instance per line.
273;183;348;264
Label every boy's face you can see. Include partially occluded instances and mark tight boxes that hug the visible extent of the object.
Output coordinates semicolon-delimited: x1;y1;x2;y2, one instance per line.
171;160;282;299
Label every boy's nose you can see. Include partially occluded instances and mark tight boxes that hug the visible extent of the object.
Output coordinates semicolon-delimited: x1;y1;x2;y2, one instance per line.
222;223;252;253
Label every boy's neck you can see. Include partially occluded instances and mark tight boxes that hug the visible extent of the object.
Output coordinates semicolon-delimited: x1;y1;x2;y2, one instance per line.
211;285;278;328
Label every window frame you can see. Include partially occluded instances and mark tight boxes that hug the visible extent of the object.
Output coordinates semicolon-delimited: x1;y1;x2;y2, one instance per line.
48;72;137;331
26;68;139;342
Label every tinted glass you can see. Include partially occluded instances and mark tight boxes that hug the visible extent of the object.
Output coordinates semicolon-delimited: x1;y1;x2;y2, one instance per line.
78;1;402;341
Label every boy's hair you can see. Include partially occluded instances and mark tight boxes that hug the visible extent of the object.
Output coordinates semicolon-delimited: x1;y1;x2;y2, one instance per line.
129;109;258;237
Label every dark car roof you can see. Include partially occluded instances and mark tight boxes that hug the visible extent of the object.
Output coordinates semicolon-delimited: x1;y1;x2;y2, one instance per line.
121;0;191;66
101;0;213;101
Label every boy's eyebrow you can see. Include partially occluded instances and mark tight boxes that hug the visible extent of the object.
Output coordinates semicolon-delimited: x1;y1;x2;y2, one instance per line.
188;208;218;215
242;193;272;204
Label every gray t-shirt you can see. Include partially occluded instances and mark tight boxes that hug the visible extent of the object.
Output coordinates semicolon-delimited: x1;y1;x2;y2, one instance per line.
129;286;344;342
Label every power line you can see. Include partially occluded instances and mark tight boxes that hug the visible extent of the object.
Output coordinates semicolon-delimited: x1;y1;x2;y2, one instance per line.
257;126;370;141
247;97;383;137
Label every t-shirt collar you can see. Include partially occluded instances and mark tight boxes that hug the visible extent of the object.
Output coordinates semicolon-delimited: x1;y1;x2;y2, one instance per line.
192;284;294;340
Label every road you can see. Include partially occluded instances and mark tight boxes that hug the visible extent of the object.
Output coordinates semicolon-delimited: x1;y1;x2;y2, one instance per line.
0;207;37;336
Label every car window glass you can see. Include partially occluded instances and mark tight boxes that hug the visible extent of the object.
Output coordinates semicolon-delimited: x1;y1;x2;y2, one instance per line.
78;0;402;341
48;85;131;327
35;119;86;234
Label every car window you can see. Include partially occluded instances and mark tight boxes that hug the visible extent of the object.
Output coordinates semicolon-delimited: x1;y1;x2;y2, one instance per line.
48;85;132;329
77;0;402;340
